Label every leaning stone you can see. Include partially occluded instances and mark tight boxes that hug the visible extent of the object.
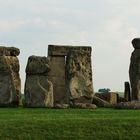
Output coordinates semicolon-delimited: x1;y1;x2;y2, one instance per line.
95;92;118;105
92;96;112;107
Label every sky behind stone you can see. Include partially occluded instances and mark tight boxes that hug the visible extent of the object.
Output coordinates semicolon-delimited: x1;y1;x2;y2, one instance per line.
0;0;139;92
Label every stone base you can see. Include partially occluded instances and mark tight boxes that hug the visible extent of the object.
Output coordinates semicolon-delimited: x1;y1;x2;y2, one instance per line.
116;101;140;109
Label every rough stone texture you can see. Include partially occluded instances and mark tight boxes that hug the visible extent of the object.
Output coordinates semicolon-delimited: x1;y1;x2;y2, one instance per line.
24;56;53;107
129;39;140;101
115;101;140;109
124;82;131;102
0;46;20;56
66;50;94;104
48;45;91;56
26;55;50;75
73;103;97;109
0;47;21;106
48;56;66;104
54;104;70;109
95;92;118;105
92;96;112;107
48;45;94;105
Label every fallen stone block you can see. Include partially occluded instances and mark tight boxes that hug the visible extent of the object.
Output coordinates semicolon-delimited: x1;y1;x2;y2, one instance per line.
92;96;112;107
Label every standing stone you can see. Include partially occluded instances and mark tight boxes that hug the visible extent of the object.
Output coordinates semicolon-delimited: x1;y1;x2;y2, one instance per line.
66;50;94;104
48;56;66;104
124;82;131;101
129;38;140;101
24;56;53;107
0;47;21;106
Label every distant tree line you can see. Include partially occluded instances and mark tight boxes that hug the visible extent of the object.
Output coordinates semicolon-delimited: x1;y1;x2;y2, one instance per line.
98;88;111;93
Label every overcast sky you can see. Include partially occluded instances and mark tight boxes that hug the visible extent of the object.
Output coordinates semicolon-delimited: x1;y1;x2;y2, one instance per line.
0;0;139;92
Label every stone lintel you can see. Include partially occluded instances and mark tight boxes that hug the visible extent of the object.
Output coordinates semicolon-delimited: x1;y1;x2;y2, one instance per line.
48;45;92;56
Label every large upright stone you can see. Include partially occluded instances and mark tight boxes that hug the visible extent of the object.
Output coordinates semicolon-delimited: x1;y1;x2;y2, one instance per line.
48;45;94;105
24;56;53;107
129;38;140;101
0;47;21;106
66;50;94;104
124;82;131;101
48;56;66;104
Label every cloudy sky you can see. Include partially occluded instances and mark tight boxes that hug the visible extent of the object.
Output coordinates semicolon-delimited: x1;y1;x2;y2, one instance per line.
0;0;139;92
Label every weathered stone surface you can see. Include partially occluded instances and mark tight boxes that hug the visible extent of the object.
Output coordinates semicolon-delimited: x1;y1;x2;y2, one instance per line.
92;96;112;107
6;56;21;104
66;50;94;104
0;49;21;106
48;45;94;105
54;104;70;109
24;56;53;107
48;45;91;56
26;55;50;75
0;74;16;105
24;75;53;107
48;56;66;104
72;96;93;104
124;82;131;101
0;56;11;73
73;103;97;109
116;101;140;109
0;46;20;56
129;40;140;101
95;92;118;105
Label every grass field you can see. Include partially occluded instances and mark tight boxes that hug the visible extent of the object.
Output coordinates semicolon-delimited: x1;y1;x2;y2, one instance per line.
0;108;140;140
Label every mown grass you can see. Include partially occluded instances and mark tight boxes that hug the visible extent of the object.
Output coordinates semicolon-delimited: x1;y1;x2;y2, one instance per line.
0;108;140;140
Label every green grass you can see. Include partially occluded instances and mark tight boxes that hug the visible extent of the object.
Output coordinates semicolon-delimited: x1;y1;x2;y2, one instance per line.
0;108;140;140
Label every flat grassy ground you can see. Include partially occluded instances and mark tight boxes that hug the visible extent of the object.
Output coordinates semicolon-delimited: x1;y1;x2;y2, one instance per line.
0;108;140;140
